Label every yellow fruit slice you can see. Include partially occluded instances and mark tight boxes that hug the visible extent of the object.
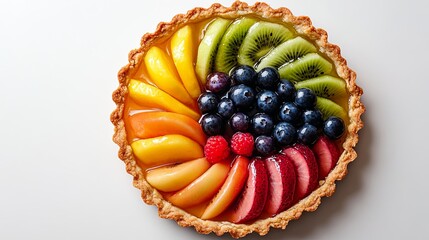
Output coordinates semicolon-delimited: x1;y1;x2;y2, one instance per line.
144;46;194;106
131;134;203;166
171;25;201;99
168;162;230;208
128;79;200;121
146;158;211;192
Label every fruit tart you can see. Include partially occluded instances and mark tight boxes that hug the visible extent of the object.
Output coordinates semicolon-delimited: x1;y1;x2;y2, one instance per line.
111;1;364;238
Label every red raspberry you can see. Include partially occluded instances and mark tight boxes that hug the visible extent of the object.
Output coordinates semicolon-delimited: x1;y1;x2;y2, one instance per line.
231;132;254;157
204;136;230;164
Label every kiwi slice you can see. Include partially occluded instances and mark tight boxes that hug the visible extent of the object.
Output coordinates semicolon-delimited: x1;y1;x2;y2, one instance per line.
295;75;347;99
214;18;257;73
278;53;333;82
237;21;293;67
196;18;232;84
256;37;317;71
316;96;348;121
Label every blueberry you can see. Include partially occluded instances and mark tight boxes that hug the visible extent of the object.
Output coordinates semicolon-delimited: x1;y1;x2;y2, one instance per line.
256;67;280;90
197;92;219;114
255;135;274;156
273;122;296;145
323;116;345;139
206;72;231;93
276;79;296;102
297;123;319;145
200;114;224;136
231;65;257;86
229;84;256;110
217;98;235;119
230;112;250;132
302;109;323;128
251;113;274;136
294;88;316;109
256;90;279;115
278;102;301;125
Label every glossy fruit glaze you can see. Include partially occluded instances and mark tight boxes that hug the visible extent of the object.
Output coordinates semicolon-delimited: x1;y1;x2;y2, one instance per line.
122;16;350;222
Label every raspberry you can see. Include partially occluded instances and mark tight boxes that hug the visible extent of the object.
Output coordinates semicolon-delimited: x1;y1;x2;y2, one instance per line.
231;132;254;156
204;136;230;164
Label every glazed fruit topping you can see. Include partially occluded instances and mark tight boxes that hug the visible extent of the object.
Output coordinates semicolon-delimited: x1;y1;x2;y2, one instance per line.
264;154;296;215
231;159;268;223
198;66;347;158
198;92;219;114
200;113;223;136
125;15;354;224
256;67;280;90
204;136;230;164
323;116;345;139
231;65;257;86
230;132;254;157
206;72;231;93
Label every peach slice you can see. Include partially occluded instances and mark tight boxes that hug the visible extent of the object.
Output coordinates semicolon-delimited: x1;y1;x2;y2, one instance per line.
146;158;211;192
201;156;249;220
129;111;206;146
131;134;203;166
168;162;230;208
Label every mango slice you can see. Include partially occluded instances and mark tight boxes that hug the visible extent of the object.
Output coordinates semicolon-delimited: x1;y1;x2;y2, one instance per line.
171;25;202;99
128;79;200;121
144;46;194;106
131;134;203;166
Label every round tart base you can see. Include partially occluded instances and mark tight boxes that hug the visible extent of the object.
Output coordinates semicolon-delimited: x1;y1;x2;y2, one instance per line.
111;1;365;238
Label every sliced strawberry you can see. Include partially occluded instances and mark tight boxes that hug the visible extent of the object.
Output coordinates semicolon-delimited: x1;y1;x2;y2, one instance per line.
264;154;296;216
281;144;318;202
312;135;341;180
230;159;268;223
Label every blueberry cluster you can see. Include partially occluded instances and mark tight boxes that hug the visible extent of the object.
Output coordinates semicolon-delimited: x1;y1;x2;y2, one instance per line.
197;66;344;157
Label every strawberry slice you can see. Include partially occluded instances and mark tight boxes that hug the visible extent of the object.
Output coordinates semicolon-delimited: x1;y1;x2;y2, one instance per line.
281;144;318;202
312;135;341;180
230;159;268;223
264;154;296;216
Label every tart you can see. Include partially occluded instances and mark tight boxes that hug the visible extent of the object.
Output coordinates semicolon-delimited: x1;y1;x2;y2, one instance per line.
111;1;364;238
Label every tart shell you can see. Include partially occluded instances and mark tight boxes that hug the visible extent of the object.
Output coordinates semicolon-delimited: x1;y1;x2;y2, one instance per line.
111;1;365;238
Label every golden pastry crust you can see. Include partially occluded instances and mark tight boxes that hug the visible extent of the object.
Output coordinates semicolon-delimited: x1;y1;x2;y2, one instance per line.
111;1;365;238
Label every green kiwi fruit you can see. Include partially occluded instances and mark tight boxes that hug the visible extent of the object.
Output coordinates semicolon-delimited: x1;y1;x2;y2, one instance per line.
278;53;333;82
295;75;347;99
214;18;257;73
316;96;348;121
256;37;317;71
196;18;232;84
237;21;293;67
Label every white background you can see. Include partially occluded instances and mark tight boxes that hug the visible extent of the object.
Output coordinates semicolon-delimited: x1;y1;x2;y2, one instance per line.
1;0;428;239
